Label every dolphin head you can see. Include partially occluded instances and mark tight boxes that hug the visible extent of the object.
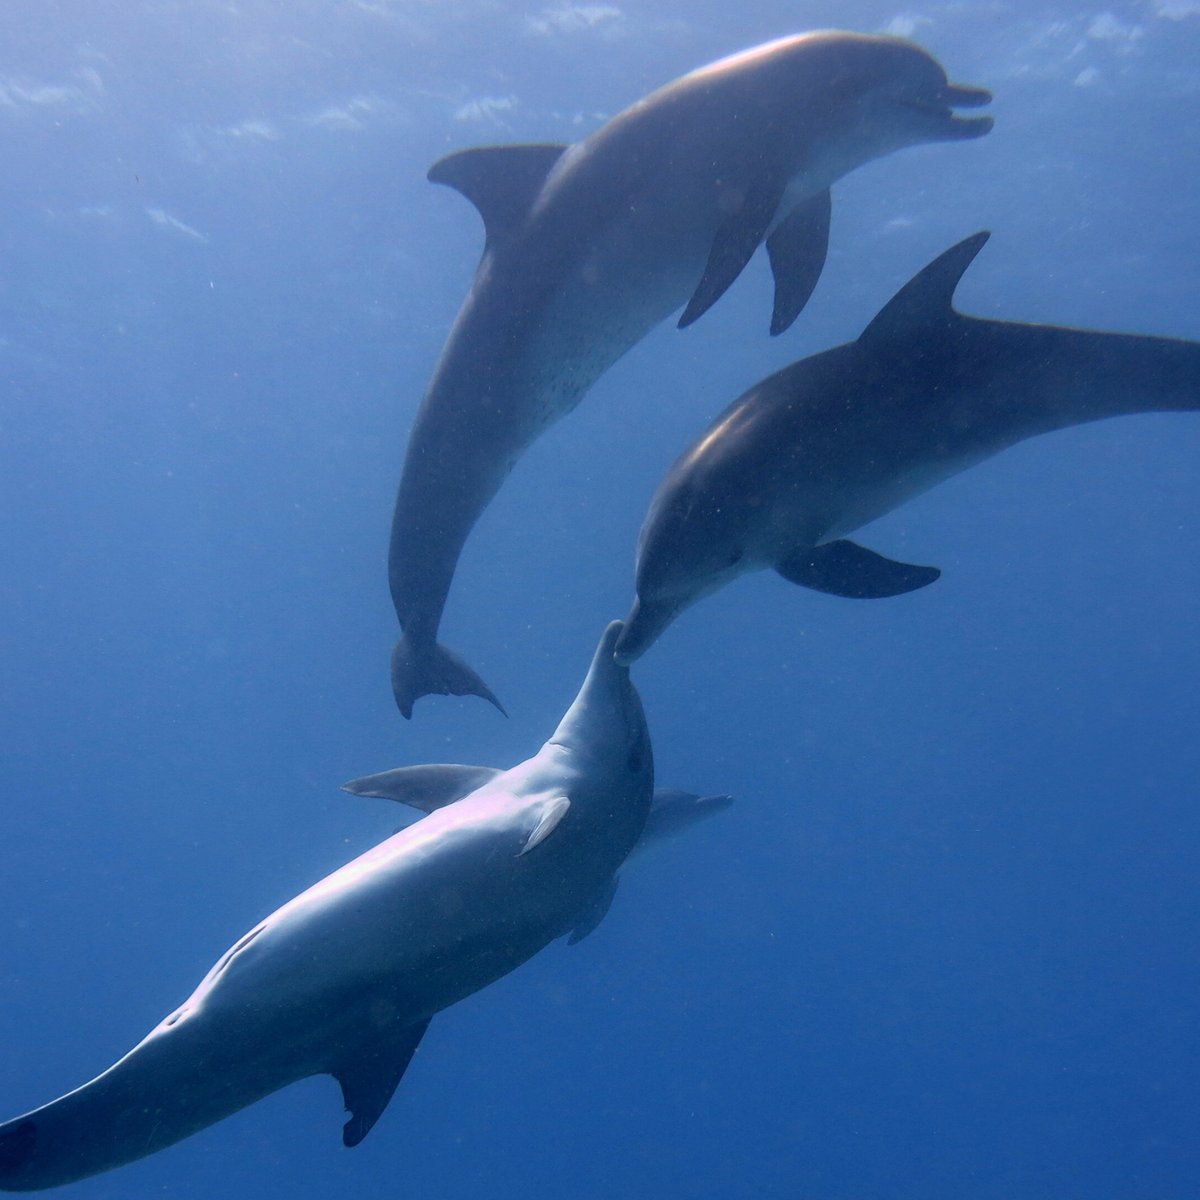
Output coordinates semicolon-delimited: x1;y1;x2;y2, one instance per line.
616;552;744;664
854;36;993;146
615;399;771;664
735;32;992;182
549;622;652;786
615;491;752;665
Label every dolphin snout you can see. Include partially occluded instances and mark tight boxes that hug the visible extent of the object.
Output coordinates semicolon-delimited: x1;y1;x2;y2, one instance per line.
613;598;676;665
895;78;993;142
943;82;992;108
935;81;993;139
595;620;628;666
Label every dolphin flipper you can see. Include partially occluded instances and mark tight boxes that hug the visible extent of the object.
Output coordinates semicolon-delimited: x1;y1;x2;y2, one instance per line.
640;791;734;845
777;539;941;598
519;796;572;856
678;175;785;328
390;634;507;721
333;1019;430;1149
766;189;831;335
567;876;619;945
342;764;503;811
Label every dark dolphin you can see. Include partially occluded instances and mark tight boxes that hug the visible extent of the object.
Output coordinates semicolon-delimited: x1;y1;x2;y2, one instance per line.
387;31;992;717
615;232;1200;661
0;623;665;1191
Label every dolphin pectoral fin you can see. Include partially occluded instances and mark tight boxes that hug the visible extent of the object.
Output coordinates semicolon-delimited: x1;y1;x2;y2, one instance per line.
341;765;503;813
334;1019;431;1149
428;144;569;247
633;790;734;853
678;176;785;329
567;875;619;945
778;540;941;599
766;189;831;336
391;634;507;720
519;795;571;856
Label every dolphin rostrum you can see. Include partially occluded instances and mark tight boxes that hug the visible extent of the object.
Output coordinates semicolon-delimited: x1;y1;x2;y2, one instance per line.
0;622;712;1191
387;31;992;717
614;231;1200;662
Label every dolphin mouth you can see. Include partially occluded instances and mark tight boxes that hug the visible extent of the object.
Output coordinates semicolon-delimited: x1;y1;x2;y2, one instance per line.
899;82;993;140
613;598;677;665
943;83;993;108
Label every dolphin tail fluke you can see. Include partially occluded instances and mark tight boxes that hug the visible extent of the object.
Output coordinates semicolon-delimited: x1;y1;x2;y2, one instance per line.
390;634;507;720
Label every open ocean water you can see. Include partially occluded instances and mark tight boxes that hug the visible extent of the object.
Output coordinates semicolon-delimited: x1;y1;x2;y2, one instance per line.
2;2;1200;1197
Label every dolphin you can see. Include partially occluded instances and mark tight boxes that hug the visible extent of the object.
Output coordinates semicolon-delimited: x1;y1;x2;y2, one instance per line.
387;30;992;717
0;622;669;1191
343;776;733;944
614;231;1200;662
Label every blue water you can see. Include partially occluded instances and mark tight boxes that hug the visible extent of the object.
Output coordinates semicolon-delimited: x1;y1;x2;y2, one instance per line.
3;3;1200;1197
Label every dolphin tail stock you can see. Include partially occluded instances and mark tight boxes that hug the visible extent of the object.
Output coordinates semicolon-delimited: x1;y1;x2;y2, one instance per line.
0;1015;432;1190
0;1026;308;1192
390;632;507;720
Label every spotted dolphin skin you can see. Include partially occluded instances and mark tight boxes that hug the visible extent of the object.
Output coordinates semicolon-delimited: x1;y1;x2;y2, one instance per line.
0;623;672;1191
387;31;992;718
614;232;1200;662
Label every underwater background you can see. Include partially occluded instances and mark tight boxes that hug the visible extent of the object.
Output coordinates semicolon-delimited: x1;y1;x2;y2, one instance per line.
2;2;1200;1197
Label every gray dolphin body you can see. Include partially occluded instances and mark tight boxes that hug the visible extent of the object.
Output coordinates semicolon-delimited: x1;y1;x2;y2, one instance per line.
343;776;733;945
615;232;1200;661
0;623;673;1191
388;31;992;718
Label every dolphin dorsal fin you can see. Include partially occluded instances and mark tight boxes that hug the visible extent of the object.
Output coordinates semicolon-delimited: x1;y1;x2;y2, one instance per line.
859;231;990;346
428;144;569;246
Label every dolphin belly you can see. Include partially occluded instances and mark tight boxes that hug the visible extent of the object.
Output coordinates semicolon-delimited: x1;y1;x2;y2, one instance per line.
816;443;999;544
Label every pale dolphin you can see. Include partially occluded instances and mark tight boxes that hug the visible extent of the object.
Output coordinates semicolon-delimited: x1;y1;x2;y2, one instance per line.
614;232;1200;662
387;31;992;717
343;777;733;944
0;622;655;1191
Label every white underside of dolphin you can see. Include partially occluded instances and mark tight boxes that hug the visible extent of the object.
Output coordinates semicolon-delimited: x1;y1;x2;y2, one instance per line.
0;623;728;1193
386;30;992;718
615;232;1200;662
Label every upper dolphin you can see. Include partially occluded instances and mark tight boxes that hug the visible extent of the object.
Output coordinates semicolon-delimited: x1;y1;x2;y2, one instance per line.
614;231;1200;662
387;31;992;717
0;623;684;1191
